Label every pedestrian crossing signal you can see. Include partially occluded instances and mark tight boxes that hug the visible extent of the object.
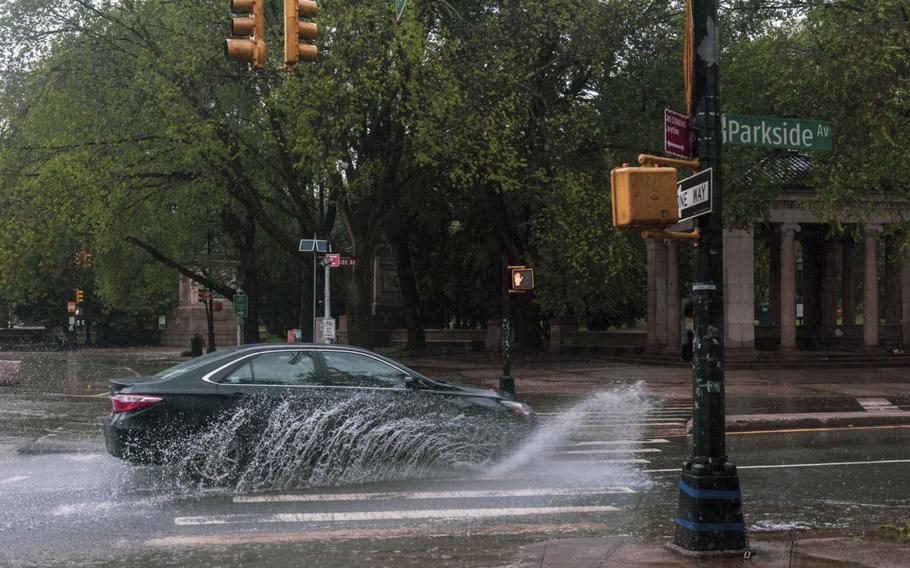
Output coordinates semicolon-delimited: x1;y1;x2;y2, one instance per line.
509;267;535;292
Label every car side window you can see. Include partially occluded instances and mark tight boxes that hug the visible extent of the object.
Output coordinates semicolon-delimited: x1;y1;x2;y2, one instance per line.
322;352;409;389
222;351;318;386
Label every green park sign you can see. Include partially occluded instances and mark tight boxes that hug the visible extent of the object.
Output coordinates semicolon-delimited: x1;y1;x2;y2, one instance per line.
722;114;832;152
395;0;407;21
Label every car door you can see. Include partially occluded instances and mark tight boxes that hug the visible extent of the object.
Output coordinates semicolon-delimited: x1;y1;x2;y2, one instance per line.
317;350;415;418
208;349;324;426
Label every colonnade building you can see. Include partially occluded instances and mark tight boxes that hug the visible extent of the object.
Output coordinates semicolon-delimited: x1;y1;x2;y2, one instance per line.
645;157;910;353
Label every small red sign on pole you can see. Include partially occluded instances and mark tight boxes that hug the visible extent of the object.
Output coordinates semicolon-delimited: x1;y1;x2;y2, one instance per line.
326;253;341;268
664;108;691;158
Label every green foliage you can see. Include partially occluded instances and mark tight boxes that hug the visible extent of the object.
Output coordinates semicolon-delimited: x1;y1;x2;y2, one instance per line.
1;0;907;339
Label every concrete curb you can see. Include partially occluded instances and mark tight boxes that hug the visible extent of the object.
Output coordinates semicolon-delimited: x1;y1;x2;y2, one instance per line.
686;411;910;433
514;534;910;567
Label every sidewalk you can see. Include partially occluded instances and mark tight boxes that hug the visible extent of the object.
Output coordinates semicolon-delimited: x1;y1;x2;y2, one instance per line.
510;532;910;567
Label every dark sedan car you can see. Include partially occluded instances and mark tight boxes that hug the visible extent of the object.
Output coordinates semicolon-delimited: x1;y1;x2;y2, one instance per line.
103;344;535;481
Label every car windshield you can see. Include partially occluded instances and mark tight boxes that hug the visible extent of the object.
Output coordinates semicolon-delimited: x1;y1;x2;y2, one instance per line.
152;347;242;380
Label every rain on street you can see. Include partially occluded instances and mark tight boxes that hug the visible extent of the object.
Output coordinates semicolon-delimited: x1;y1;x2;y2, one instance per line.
1;350;909;567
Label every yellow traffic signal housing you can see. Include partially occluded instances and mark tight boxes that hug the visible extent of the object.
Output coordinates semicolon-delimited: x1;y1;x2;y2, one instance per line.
75;289;85;305
509;267;535;292
284;0;318;69
610;165;679;228
225;0;267;70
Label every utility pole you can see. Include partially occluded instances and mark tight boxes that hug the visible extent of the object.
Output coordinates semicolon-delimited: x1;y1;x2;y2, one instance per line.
671;0;746;556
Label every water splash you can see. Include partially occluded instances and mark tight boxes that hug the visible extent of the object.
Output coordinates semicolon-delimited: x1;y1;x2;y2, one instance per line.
146;383;653;494
488;382;653;487
158;392;529;493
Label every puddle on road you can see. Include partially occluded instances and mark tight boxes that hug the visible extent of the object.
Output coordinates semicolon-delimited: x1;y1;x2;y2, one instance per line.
116;383;654;497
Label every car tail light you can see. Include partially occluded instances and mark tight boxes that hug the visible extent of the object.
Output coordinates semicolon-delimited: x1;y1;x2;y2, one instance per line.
111;394;164;413
500;400;533;415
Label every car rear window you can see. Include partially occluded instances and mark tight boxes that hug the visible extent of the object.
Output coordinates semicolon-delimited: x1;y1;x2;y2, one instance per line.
153;347;242;380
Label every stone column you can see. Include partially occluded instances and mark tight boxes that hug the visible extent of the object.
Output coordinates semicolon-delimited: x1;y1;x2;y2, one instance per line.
842;239;856;325
666;241;680;349
884;234;901;323
768;240;781;326
779;223;801;349
864;224;883;349
646;239;668;351
821;239;839;329
723;229;755;349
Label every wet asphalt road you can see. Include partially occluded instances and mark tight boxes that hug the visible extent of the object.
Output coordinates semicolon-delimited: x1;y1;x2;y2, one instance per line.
1;351;909;567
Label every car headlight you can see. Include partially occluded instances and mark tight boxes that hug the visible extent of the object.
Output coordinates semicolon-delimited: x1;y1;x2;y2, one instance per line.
500;400;533;415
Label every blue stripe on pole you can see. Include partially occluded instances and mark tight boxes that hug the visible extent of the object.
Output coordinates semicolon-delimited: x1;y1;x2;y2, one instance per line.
679;480;741;500
675;518;745;532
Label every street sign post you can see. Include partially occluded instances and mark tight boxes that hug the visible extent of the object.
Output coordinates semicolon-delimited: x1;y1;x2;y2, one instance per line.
677;168;713;223
722;113;832;151
233;293;248;318
665;108;691;158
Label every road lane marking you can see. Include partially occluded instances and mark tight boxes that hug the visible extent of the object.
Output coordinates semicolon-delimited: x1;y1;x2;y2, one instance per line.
234;486;637;503
146;522;617;547
562;439;670;446
729;424;910;436
0;476;29;486
174;505;624;526
545;459;650;465
644;458;910;474
555;448;662;455
857;397;901;412
574;422;684;428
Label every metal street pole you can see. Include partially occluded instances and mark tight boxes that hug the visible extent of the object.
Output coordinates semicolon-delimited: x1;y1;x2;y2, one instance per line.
499;255;514;394
324;258;331;343
671;0;746;556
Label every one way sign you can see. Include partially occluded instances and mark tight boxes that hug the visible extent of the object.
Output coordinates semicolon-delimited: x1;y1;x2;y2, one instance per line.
677;168;713;223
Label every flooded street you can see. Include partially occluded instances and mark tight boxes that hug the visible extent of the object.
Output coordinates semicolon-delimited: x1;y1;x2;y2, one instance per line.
1;350;909;567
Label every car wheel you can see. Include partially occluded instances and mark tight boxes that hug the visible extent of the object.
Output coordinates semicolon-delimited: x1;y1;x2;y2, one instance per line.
187;437;245;486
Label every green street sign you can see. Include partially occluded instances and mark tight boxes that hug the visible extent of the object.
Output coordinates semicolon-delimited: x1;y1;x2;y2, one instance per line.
233;293;248;319
722;114;832;152
395;0;407;21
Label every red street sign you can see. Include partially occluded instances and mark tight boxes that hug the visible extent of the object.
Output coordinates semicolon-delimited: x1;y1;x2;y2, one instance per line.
664;108;691;158
340;257;357;266
326;253;341;268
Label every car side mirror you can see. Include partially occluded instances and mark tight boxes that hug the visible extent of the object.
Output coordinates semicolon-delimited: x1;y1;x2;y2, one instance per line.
403;376;421;389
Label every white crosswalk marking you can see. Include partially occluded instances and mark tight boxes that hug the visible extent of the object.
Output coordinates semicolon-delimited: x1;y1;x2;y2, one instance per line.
233;486;637;503
857;398;900;412
555;448;661;455
563;439;670;446
174;505;624;526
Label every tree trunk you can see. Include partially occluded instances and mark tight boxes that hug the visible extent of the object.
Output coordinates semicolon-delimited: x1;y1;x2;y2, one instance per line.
516;294;542;353
344;247;376;348
298;259;314;342
394;236;425;350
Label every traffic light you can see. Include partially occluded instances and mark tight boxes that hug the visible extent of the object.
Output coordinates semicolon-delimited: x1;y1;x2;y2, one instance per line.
284;0;318;70
225;0;267;70
75;289;84;305
509;267;535;293
610;165;679;228
74;250;92;268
